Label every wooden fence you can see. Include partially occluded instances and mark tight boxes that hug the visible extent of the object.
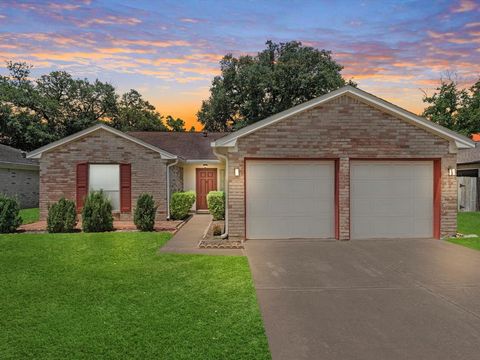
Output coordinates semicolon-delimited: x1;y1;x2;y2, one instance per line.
458;176;479;212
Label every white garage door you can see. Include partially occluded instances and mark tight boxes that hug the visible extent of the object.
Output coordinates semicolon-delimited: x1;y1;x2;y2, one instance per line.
351;161;433;239
246;160;334;239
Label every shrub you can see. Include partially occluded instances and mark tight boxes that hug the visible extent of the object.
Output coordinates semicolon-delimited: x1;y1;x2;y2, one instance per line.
47;198;77;233
0;194;21;233
170;191;195;220
207;191;225;220
212;224;222;236
81;191;114;232
134;193;158;231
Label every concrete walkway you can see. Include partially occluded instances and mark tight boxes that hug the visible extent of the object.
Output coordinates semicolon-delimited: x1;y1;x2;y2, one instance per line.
160;214;244;256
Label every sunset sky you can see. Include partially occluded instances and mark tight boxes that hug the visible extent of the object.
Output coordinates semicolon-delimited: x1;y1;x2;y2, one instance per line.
1;0;479;130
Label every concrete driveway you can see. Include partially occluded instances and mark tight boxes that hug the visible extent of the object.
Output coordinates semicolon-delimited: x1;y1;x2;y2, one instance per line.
246;239;480;360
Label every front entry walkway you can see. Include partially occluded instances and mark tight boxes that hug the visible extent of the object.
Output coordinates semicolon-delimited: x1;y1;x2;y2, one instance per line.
246;238;480;360
160;214;244;256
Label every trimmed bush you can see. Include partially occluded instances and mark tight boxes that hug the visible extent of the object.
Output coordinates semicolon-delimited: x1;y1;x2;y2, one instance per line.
81;191;114;233
134;193;158;231
0;194;21;233
207;191;225;220
170;191;195;220
47;198;77;233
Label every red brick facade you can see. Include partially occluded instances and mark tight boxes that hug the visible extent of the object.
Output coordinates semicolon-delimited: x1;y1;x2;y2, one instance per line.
39;128;168;221
226;94;457;239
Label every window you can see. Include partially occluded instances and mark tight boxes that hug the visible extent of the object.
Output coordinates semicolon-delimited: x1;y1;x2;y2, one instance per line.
89;164;120;211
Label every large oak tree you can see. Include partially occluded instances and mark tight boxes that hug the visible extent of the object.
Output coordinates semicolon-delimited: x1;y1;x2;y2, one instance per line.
197;41;352;131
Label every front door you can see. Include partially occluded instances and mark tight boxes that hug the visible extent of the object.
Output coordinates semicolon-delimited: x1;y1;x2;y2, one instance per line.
196;168;217;210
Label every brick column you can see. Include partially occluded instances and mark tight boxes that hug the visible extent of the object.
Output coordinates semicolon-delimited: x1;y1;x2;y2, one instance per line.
338;157;350;240
441;154;457;237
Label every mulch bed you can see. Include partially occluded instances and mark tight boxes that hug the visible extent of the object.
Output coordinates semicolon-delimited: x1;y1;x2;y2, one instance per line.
198;219;244;249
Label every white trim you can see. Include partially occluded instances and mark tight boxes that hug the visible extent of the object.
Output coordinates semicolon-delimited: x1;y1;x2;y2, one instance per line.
184;159;221;164
26;123;178;159
212;86;475;150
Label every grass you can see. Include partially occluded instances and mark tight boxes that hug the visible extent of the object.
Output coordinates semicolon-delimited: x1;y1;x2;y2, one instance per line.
19;208;39;224
0;232;270;360
448;212;480;250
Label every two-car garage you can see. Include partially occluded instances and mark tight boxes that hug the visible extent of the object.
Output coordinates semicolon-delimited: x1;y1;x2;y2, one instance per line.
245;159;437;240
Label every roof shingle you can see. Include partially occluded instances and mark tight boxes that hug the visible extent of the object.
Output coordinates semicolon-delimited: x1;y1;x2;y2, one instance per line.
0;143;39;166
128;132;227;160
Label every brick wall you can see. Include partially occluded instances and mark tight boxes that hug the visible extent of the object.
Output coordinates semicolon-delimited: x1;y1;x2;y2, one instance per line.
0;166;39;208
39;128;168;221
227;94;457;239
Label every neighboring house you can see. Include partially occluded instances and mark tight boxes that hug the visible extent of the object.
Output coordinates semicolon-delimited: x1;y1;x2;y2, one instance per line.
457;141;480;211
0;144;39;208
28;86;474;240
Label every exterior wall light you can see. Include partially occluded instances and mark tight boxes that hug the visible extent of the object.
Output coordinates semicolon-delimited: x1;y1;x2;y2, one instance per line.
448;167;456;176
234;168;240;177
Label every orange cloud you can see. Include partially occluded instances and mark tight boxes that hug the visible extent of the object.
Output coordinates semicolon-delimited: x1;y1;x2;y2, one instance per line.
79;16;142;27
452;0;478;13
111;39;191;48
98;47;154;54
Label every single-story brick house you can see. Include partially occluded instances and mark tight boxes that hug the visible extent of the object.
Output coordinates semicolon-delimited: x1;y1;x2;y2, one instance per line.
0;144;39;208
28;86;474;240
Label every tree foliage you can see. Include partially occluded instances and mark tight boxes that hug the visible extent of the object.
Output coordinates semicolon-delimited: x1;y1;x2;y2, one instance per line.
111;89;167;132
165;115;186;132
0;62;185;150
423;77;480;136
197;41;351;131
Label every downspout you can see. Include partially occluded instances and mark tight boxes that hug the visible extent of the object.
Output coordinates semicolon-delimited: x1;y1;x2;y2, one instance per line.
212;147;228;239
166;157;179;220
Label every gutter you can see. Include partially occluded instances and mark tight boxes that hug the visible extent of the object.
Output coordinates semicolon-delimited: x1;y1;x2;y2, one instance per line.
212;147;228;239
166;158;179;220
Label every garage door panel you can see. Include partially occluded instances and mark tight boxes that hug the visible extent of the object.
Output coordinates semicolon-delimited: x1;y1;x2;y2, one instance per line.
246;160;334;239
351;161;433;239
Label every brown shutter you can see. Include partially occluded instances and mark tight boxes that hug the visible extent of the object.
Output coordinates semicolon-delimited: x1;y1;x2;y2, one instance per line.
120;163;132;213
76;163;88;211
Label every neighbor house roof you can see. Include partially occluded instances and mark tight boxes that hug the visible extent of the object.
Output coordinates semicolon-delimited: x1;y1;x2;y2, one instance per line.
129;131;227;161
212;85;475;150
27;124;178;160
458;143;480;164
0;143;39;169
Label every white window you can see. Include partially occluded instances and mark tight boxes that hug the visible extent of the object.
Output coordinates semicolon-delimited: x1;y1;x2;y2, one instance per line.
89;164;120;211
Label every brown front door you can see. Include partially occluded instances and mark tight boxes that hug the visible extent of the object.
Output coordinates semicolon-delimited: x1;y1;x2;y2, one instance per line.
196;168;217;210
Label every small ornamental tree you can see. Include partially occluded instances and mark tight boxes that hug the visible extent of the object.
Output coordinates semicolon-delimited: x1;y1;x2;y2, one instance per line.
81;191;114;232
134;193;158;231
47;198;77;233
0;194;22;233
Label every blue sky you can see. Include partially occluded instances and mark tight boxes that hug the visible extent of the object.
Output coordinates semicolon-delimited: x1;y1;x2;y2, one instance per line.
0;0;479;128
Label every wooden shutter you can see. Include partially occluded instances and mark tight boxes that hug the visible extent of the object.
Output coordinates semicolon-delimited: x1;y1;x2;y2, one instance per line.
76;163;88;211
120;163;132;213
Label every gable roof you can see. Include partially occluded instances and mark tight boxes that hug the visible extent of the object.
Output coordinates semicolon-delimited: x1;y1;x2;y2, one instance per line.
27;124;178;160
458;143;480;164
212;85;475;149
0;143;38;168
128;131;227;160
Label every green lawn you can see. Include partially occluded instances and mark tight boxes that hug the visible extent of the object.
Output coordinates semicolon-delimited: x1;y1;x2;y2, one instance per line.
449;212;480;250
19;208;39;224
0;232;270;360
